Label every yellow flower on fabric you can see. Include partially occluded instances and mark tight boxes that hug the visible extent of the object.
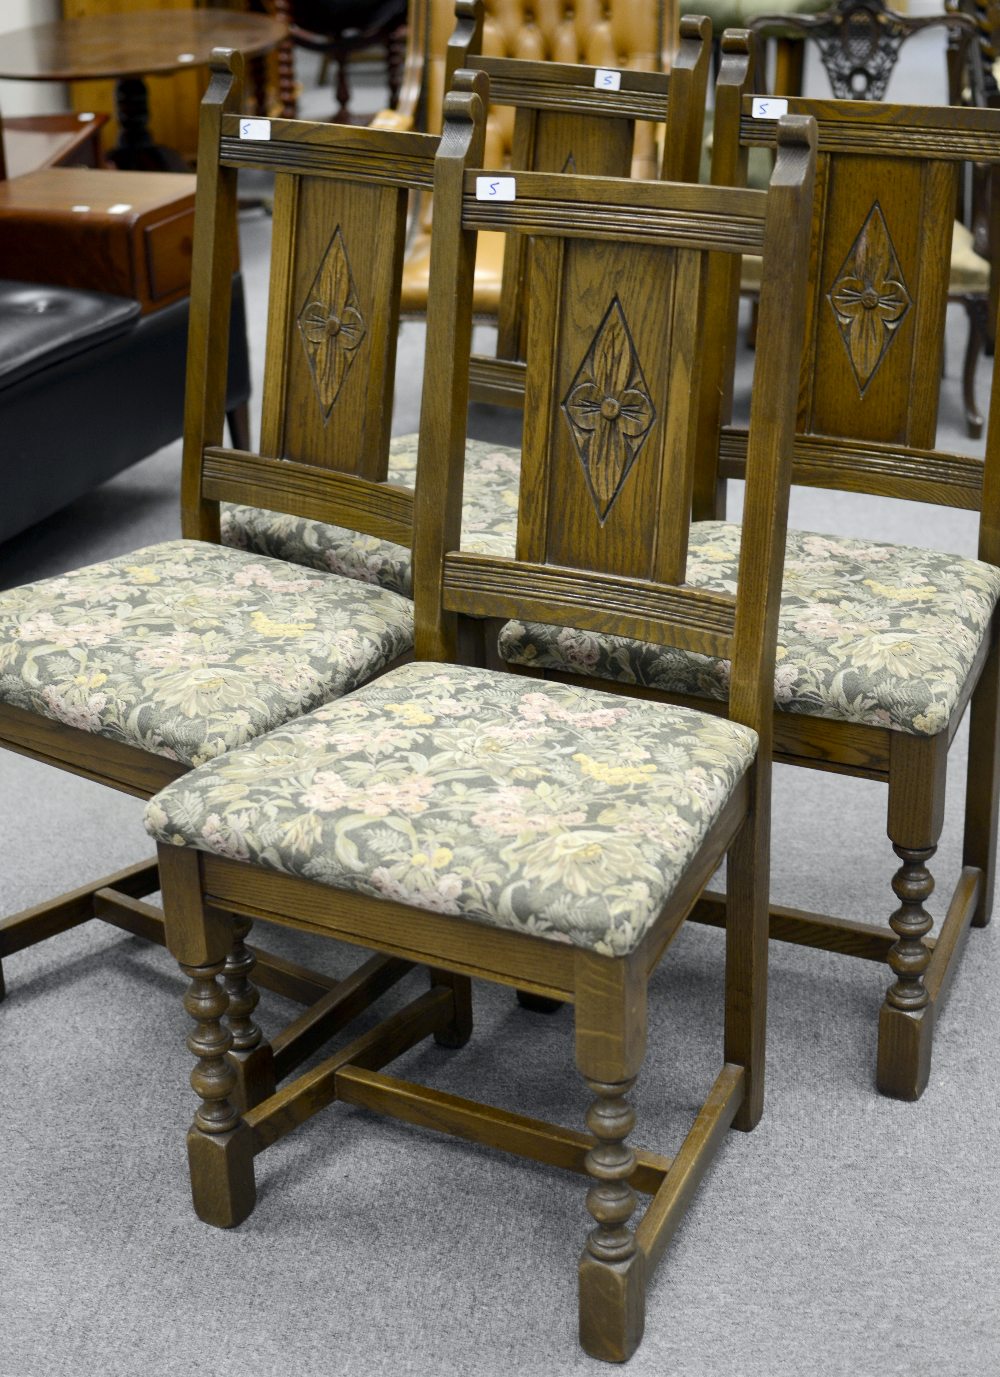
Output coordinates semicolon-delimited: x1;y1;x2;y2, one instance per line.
410;848;452;871
862;579;937;603
698;544;734;563
573;752;657;786
74;671;108;688
124;565;161;584
385;702;435;726
249;609;314;638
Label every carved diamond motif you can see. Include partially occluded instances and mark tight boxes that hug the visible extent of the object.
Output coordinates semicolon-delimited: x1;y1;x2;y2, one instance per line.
297;226;367;419
561;297;656;523
827;202;911;396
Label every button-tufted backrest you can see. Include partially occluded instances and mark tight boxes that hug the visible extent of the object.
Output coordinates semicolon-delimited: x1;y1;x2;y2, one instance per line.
421;0;671;172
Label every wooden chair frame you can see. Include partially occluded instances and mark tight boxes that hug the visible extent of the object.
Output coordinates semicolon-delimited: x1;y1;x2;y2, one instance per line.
0;51;457;1107
155;74;817;1361
656;39;1000;1102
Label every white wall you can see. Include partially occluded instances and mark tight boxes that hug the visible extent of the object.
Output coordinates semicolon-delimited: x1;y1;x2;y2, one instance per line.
1;0;68;117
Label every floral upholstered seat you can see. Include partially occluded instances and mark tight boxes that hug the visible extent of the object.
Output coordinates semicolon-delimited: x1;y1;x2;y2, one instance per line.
499;521;1000;737
221;435;521;596
0;540;414;768
144;661;758;956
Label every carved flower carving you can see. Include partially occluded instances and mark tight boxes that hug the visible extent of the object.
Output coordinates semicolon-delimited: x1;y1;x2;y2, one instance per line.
828;202;911;395
562;297;656;523
298;226;367;419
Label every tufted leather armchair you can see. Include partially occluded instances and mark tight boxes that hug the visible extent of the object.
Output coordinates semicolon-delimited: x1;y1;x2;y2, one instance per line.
381;0;677;313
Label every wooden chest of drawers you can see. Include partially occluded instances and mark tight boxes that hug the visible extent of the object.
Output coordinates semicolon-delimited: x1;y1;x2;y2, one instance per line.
0;168;198;313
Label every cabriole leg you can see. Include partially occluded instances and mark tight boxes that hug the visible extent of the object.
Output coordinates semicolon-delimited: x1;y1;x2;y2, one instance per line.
182;957;257;1229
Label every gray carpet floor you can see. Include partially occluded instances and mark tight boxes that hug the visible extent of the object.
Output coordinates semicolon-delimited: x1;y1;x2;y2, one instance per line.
2;36;1000;1377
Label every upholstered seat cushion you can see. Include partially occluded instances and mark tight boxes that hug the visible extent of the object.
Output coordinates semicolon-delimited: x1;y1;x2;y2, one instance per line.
0;540;413;768
221;434;520;596
499;522;1000;737
145;662;757;956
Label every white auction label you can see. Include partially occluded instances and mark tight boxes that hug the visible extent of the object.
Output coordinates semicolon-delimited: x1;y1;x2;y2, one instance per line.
475;176;516;201
239;118;271;141
594;68;622;91
751;97;788;119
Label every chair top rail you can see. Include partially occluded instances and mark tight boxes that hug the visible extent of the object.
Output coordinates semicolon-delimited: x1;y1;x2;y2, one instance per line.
441;553;738;659
219;113;440;187
471;55;670;123
202;449;415;546
462;170;767;250
719;429;985;510
742;96;1000;161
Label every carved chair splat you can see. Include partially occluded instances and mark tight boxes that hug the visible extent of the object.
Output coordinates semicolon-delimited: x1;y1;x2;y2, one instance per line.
146;78;818;1361
0;51;469;1100
746;0;992;437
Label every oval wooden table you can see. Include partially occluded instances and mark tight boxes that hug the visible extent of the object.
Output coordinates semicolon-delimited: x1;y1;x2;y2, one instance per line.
0;8;287;170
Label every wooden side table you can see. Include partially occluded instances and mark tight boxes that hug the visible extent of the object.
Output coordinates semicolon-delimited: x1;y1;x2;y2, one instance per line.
0;8;287;170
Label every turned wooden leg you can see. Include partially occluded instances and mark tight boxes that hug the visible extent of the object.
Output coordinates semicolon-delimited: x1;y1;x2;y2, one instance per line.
878;734;946;1100
386;24;406;109
877;844;936;1101
429;967;473;1048
182;958;257;1228
575;953;646;1363
223;916;275;1112
964;627;1000;928
578;1076;646;1363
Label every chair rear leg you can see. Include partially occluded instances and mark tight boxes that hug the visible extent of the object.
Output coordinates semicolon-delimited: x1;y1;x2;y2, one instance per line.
223;916;276;1112
724;762;770;1132
963;626;1000;928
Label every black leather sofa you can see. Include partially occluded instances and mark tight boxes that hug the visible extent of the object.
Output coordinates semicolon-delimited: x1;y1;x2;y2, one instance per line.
0;276;251;546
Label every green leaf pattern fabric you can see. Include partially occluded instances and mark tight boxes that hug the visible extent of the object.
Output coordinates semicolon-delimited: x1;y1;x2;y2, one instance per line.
499;521;1000;736
0;540;414;768
145;662;757;956
221;434;521;596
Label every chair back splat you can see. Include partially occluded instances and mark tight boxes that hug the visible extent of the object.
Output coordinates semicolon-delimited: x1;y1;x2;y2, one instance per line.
181;48;450;546
703;87;1000;537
